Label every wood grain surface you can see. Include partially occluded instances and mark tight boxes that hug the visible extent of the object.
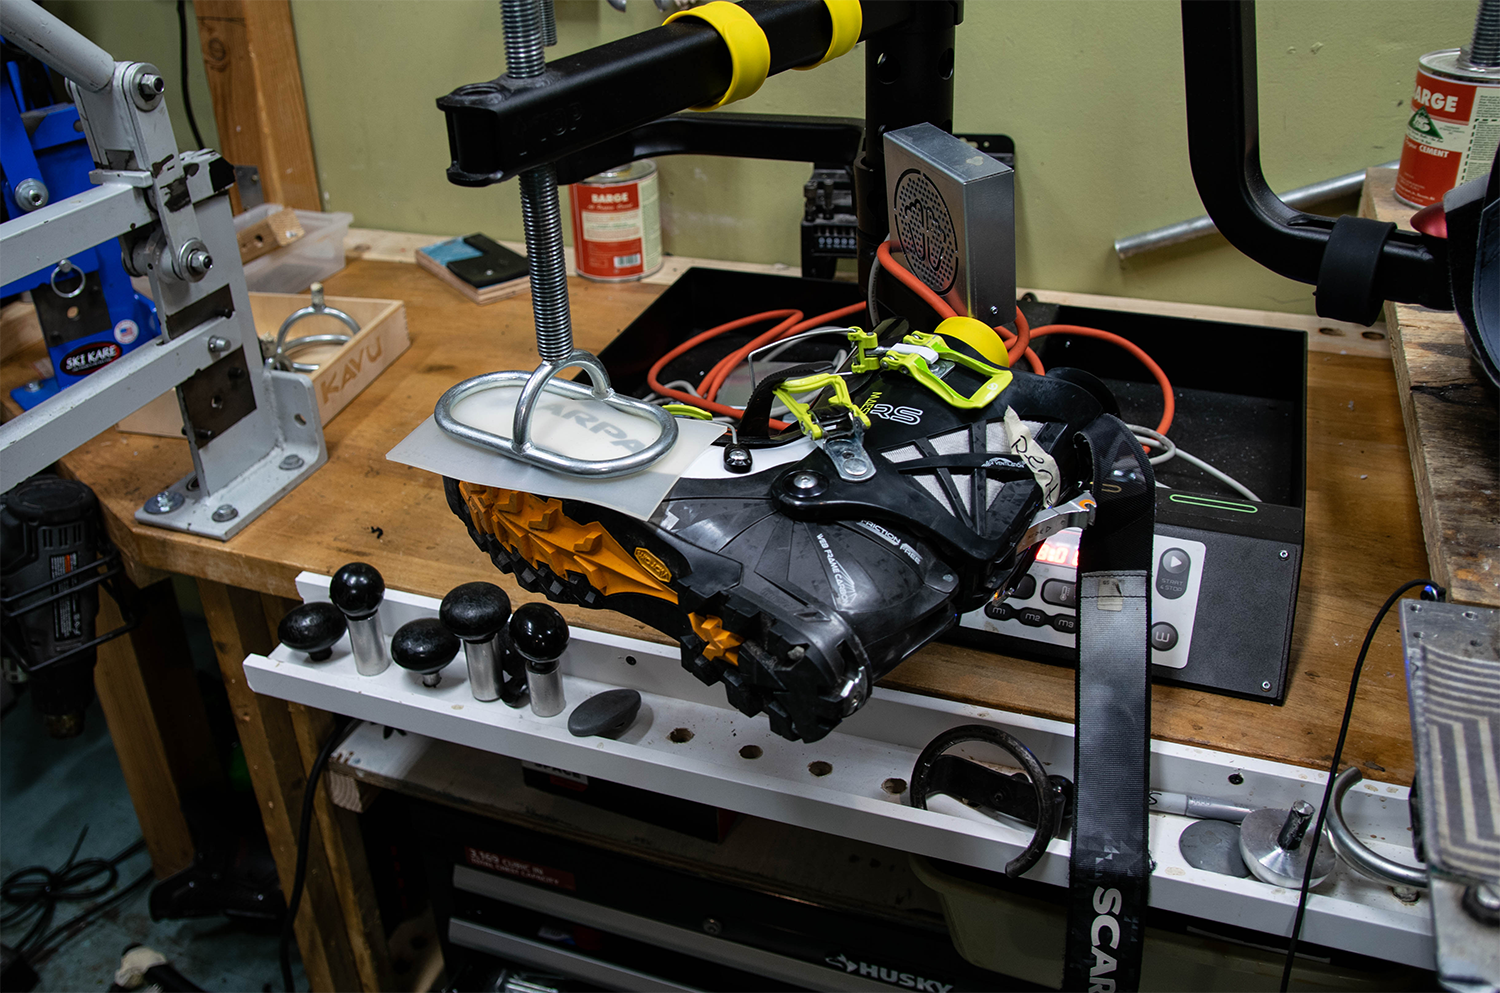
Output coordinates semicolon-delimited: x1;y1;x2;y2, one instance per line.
1;260;1431;783
1360;167;1499;608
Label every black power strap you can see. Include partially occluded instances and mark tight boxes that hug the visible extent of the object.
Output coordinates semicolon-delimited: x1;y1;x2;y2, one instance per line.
1063;414;1156;993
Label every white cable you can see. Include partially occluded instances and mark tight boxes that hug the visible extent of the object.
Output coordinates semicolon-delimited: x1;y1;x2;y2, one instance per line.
1127;423;1261;502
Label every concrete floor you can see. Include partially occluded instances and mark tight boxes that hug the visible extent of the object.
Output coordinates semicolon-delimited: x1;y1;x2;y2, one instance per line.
1;670;307;991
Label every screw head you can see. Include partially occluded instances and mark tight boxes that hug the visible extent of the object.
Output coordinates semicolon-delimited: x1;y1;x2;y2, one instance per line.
22;380;42;393
211;503;238;522
143;490;184;515
1278;549;1289;560
279;454;305;471
207;335;230;353
1262;680;1272;691
702;918;722;936
843;457;869;476
185;249;213;279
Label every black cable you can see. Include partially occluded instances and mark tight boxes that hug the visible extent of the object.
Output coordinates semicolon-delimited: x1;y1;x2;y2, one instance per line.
279;716;358;993
1277;578;1442;992
29;866;153;963
1;828;149;960
176;0;206;150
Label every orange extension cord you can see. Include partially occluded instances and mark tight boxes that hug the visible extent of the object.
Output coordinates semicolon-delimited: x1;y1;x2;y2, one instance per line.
876;240;1174;436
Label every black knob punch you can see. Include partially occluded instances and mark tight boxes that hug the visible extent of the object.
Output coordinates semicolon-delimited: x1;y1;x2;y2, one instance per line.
391;618;461;688
330;562;388;676
510;603;569;717
568;688;642;739
440;582;512;702
278;602;346;662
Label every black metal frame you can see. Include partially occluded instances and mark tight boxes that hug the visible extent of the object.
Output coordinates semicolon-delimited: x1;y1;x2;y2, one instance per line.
1179;1;1453;319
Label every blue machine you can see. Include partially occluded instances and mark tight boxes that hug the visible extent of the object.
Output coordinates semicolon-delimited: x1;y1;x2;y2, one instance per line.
1;47;158;410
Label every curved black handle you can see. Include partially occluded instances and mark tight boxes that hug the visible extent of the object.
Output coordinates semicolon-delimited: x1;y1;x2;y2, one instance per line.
1180;1;1453;321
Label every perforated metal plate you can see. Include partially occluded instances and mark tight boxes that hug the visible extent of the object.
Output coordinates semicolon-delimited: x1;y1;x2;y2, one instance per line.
892;169;957;294
1400;599;1500;883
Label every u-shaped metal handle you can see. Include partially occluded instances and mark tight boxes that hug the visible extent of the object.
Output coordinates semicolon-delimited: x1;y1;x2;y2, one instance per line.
1326;767;1428;889
434;349;679;478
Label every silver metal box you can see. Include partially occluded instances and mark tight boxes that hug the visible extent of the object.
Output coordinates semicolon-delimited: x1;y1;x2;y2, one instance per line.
883;123;1015;329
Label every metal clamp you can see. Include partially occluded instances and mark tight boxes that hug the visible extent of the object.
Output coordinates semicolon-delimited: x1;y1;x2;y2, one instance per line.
50;260;85;299
434;349;679;478
1326;767;1429;889
273;283;359;371
1019;492;1097;552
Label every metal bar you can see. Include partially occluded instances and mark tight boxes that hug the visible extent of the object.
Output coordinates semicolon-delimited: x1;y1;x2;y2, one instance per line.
0;0;116;92
0;314;232;490
552;113;863;186
440;0;912;186
0;182;153;286
1179;1;1451;310
1115;161;1399;260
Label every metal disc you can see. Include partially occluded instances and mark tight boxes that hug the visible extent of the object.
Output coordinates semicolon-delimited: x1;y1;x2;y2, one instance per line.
1179;819;1250;877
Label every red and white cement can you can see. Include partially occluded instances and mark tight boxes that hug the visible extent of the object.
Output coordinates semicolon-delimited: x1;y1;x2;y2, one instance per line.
569;160;662;281
1393;50;1500;207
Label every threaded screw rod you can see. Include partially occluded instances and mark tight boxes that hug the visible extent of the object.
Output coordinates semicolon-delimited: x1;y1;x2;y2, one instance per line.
1463;0;1500;68
501;0;573;363
540;0;558;48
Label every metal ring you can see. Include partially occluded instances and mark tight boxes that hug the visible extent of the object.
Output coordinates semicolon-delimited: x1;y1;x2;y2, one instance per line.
1326;767;1428;889
50;261;85;299
434;349;680;478
279;333;353;373
274;302;361;371
908;723;1059;878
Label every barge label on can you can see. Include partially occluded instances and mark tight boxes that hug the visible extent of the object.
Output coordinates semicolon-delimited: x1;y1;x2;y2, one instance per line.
570;160;662;281
1394;52;1500;207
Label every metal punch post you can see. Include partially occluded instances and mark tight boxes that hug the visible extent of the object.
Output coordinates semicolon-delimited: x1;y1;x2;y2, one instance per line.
432;0;677;479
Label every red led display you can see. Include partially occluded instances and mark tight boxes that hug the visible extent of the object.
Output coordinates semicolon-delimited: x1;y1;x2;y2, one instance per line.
1034;538;1079;569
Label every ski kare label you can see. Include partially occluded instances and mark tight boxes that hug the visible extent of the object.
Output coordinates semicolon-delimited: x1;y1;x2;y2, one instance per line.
1395;67;1500;206
60;341;122;377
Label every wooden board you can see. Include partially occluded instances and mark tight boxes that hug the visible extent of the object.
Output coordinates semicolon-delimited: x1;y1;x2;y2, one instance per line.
415;244;530;306
195;0;321;212
1360;166;1499;608
115;291;409;436
0;259;1430;784
238;206;305;264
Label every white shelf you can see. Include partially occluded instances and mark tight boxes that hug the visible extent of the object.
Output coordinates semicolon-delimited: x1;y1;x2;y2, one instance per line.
243;571;1435;969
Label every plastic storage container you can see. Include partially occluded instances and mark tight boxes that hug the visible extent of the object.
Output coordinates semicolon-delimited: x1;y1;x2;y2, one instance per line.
235;203;353;293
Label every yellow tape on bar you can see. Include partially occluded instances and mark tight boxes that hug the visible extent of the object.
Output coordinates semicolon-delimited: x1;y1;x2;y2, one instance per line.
665;2;771;110
795;0;862;70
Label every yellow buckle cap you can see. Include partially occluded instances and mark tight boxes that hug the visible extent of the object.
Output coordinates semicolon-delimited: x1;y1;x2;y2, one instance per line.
795;0;862;70
664;2;771;110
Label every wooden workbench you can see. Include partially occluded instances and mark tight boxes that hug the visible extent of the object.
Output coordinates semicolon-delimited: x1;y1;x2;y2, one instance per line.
1;254;1430;990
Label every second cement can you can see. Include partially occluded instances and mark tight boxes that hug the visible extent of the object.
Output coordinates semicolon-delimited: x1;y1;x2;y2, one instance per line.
569;160;663;281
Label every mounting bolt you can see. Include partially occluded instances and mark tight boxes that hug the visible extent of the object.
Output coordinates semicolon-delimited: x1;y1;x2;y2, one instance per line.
1391;885;1422;905
207;335;230;354
1279;549;1289;560
143;490;184;515
279;454;305;471
211;504;239;523
702;918;722;936
137;73;164;100
184;248;213;280
1262;680;1272;691
13;179;48;213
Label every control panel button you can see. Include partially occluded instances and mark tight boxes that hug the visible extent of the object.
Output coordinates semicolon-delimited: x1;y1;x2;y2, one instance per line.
1017;607;1048;627
1040;579;1076;608
1151;622;1179;652
1051;613;1077;635
1156;548;1192;600
984;598;1014;621
1006;575;1037;601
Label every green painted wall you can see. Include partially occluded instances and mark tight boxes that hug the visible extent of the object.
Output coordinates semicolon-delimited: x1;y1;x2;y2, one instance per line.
46;0;1477;314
